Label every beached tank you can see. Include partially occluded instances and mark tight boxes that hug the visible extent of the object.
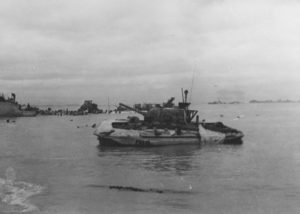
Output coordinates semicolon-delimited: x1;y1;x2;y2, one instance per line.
94;89;244;146
78;100;103;114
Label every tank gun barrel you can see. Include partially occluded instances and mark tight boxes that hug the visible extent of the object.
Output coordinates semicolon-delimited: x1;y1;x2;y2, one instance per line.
119;103;147;116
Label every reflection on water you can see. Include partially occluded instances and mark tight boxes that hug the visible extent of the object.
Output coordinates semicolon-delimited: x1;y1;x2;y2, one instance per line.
96;143;244;177
97;145;202;175
97;144;202;156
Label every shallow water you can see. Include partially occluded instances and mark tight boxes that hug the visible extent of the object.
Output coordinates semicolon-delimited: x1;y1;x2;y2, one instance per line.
0;104;299;214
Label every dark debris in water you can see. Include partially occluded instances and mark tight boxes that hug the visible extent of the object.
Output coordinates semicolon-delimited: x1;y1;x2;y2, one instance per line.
87;184;194;195
76;123;97;129
109;185;164;193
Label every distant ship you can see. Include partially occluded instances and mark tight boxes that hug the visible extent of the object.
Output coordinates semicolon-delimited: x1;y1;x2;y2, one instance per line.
0;93;38;117
0;93;22;117
208;100;226;104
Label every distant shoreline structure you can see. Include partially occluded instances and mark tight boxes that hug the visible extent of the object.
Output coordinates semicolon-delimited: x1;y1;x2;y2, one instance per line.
208;100;241;105
208;99;300;104
249;99;300;104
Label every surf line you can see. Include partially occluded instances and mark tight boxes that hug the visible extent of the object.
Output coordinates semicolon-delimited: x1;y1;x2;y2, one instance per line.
87;184;195;195
0;167;45;213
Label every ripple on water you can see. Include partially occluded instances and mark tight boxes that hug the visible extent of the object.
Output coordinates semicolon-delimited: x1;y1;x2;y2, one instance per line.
0;167;45;213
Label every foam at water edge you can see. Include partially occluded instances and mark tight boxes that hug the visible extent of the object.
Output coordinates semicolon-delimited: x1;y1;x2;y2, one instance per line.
0;167;45;213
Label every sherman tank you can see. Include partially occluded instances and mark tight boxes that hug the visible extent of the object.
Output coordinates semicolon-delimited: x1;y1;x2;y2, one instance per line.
94;89;244;146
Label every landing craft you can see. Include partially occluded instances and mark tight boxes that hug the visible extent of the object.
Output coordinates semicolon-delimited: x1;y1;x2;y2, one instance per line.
0;93;38;117
0;93;22;117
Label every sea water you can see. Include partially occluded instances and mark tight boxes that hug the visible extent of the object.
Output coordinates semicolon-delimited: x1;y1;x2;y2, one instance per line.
0;104;299;214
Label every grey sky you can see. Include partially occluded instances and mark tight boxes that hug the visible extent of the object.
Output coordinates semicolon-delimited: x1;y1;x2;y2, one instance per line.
1;0;300;105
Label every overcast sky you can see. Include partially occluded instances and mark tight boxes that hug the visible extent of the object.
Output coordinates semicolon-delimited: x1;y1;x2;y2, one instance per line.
1;0;300;105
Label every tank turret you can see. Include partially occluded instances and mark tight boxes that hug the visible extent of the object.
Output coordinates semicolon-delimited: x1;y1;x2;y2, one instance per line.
118;89;198;126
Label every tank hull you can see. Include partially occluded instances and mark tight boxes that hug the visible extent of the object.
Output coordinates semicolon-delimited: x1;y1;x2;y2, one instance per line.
94;119;242;147
201;122;244;144
97;134;201;147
